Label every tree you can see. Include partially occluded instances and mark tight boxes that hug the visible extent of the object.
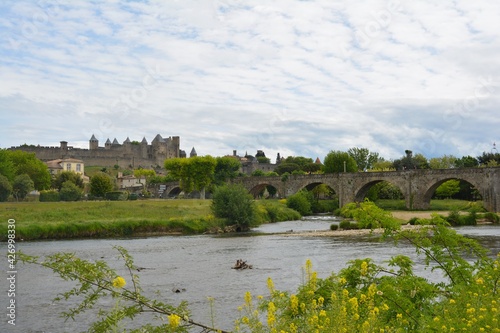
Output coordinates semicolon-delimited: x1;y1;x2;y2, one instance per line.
275;163;300;175
12;174;34;201
214;156;241;185
323;151;357;173
256;156;270;164
429;155;457;169
6;150;51;190
133;168;156;178
393;150;428;170
53;171;84;190
164;156;217;199
0;149;16;181
0;174;12;201
191;156;217;199
347;147;380;171
89;172;114;198
477;151;500;166
435;179;461;199
211;184;255;229
59;181;83;201
454;155;479;168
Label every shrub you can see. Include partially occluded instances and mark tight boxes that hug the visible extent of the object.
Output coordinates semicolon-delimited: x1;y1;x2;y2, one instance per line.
39;190;60;202
60;181;83;201
128;193;138;200
105;191;128;201
482;212;499;223
339;220;352;230
286;191;312;215
211;184;255;229
12;174;34;200
330;224;338;231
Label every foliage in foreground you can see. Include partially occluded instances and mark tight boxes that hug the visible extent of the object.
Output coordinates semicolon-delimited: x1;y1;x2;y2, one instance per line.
236;225;500;333
19;220;500;332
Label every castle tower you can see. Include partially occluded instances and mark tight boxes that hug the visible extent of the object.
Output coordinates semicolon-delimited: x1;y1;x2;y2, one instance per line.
60;141;68;151
89;134;99;150
190;147;197;157
123;137;131;152
105;138;112;149
141;137;148;159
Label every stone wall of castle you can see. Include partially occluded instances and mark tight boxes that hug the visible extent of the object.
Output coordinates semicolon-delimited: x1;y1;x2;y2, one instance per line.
9;134;183;168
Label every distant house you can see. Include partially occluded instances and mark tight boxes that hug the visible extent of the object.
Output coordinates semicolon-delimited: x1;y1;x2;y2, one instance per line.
46;158;89;182
116;172;146;190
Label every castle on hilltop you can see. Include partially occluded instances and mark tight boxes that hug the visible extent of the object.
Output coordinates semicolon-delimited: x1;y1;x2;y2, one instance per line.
10;134;191;169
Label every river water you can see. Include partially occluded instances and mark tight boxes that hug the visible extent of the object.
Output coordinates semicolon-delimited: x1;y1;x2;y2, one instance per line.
4;217;500;333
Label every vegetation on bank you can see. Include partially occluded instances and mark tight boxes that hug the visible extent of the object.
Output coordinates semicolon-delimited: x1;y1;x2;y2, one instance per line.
0;199;301;241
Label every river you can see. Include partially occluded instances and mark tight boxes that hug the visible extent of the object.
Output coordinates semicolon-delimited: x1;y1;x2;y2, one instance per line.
4;217;500;333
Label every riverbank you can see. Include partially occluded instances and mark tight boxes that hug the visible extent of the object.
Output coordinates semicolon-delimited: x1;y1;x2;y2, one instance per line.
0;200;300;241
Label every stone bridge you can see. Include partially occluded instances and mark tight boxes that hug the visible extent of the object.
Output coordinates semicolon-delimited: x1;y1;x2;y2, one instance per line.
233;167;500;212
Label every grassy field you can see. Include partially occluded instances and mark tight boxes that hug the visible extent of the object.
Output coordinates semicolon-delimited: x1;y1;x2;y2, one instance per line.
0;200;217;241
0;199;301;241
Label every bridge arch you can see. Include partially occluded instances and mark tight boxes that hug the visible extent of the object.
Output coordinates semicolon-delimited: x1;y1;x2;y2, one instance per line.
353;179;405;202
420;177;483;209
248;182;281;198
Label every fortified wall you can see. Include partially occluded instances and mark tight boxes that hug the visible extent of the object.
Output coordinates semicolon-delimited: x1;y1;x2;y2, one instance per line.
9;134;186;168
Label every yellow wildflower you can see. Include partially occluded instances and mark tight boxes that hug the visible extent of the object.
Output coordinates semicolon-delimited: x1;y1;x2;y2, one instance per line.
360;261;368;276
112;276;126;288
168;314;181;328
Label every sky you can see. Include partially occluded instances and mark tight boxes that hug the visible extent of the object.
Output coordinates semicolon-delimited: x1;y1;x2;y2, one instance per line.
1;1;499;163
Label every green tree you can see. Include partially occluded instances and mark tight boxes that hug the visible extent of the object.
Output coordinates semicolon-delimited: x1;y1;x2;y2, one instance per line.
393;150;429;170
0;174;12;201
251;170;265;177
323;150;357;173
275;162;300;175
429;155;457;169
89;172;114;198
133;168;156;178
165;156;217;198
214;156;241;185
53;171;84;190
12;174;34;201
435;179;461;199
256;156;270;164
211;184;255;229
7;150;51;190
0;149;16;181
454;155;478;168
59;181;83;201
347;147;380;171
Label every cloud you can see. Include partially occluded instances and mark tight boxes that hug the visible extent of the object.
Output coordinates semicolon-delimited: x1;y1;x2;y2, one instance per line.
1;0;499;162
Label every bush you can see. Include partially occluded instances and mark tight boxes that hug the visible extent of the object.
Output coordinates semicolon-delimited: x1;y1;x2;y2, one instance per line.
482;212;499;223
105;191;128;201
330;224;338;231
128;193;138;200
39;190;60;202
12;174;34;200
0;174;12;202
339;220;353;230
211;184;255;229
60;181;83;201
286;191;312;215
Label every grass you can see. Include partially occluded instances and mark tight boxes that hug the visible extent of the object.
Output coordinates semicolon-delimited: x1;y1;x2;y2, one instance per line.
0;199;301;241
0;200;216;241
375;199;485;211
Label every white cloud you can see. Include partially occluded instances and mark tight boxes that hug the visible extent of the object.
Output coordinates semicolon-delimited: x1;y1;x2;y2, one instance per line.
1;0;499;162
